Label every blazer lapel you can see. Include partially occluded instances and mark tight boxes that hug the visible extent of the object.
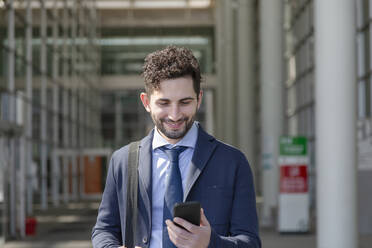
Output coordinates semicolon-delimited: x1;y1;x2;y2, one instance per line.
137;131;153;227
183;127;217;201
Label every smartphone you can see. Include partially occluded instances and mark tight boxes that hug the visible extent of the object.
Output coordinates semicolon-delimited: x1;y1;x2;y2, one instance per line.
173;201;201;226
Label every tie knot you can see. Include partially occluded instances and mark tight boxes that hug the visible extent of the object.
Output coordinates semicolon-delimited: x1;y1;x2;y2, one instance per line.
160;146;187;162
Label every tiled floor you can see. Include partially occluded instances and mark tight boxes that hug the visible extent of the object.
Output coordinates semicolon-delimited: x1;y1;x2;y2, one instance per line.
4;201;98;248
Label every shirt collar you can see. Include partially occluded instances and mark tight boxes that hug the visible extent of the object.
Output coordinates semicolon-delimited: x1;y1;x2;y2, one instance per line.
152;121;199;150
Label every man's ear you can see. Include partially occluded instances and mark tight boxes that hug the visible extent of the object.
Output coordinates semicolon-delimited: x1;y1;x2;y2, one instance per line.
197;90;203;110
140;92;151;112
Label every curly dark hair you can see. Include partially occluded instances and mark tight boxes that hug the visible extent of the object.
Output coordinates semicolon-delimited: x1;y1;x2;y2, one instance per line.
142;45;202;97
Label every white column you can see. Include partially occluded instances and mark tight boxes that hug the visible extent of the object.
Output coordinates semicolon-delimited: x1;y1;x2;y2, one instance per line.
237;0;256;169
18;133;26;237
259;0;284;227
204;90;214;135
215;0;226;140
25;0;34;216
40;0;48;211
78;3;85;198
52;0;60;207
224;0;236;145
71;153;78;200
0;138;6;244
115;93;123;148
62;1;70;204
62;156;69;204
315;1;357;247
71;5;78;201
83;5;91;147
7;0;16;236
52;151;60;207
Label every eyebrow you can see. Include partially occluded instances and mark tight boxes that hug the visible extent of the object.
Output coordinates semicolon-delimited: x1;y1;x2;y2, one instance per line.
179;97;195;101
156;97;195;102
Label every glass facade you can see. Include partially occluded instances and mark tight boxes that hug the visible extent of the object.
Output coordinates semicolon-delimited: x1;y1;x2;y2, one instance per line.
356;0;371;119
0;0;101;238
0;0;214;240
100;36;213;75
283;0;315;208
356;0;372;234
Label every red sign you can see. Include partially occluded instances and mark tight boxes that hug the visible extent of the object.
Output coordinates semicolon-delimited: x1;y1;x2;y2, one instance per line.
280;165;308;193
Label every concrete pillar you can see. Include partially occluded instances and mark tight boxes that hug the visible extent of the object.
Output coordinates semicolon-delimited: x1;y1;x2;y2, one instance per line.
78;4;85;198
224;0;237;145
215;0;226;140
204;90;214;135
18;0;33;236
25;0;34;215
0;138;7;242
71;5;78;201
237;0;256;170
315;1;357;247
259;0;284;226
115;93;123;148
62;1;70;204
7;0;16;236
52;1;60;207
40;0;48;210
18;133;26;237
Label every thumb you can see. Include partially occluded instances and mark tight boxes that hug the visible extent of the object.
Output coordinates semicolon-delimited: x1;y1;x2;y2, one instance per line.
200;208;210;227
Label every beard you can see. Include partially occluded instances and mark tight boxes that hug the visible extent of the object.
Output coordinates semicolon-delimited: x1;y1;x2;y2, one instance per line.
151;113;195;141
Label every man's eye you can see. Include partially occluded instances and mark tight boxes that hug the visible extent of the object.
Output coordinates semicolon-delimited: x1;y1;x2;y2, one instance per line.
180;101;191;105
158;102;168;106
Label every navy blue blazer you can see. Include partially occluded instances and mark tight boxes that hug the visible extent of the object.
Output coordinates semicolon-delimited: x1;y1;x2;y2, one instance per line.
92;126;261;248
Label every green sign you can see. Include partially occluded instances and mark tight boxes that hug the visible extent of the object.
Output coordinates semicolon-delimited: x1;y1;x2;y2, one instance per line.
280;136;307;156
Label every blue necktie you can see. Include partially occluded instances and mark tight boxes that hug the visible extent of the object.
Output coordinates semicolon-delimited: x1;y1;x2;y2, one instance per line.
160;146;187;248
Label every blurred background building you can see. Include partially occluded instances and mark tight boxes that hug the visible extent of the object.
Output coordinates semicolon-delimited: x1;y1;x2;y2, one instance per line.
0;0;371;248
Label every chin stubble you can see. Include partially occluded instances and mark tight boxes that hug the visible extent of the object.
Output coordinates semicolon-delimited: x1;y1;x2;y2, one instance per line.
154;116;194;140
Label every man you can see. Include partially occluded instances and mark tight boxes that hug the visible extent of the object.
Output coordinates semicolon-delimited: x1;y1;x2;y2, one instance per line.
92;46;261;248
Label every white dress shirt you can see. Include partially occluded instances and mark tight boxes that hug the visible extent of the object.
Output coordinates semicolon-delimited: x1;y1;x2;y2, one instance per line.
149;122;199;248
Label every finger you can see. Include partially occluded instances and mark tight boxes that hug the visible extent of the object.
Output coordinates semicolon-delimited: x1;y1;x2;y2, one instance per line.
167;221;191;247
166;219;182;231
200;208;210;227
166;219;191;239
167;225;189;246
173;217;198;234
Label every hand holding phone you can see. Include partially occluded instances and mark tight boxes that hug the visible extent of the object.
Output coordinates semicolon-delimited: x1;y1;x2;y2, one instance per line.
173;201;201;226
167;202;211;247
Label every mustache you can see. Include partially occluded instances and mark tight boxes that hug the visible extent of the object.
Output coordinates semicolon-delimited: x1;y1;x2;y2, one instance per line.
161;117;188;123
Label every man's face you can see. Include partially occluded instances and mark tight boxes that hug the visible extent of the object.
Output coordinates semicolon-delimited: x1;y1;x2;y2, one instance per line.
140;76;203;144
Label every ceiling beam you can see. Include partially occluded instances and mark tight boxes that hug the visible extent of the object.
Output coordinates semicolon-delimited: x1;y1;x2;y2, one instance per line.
100;74;217;91
98;8;214;28
0;6;214;29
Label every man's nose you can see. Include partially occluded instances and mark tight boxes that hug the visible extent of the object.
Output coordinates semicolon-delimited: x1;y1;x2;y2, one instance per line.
168;105;181;120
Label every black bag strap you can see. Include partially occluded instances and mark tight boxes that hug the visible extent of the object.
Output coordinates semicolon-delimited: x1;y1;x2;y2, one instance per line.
125;141;140;248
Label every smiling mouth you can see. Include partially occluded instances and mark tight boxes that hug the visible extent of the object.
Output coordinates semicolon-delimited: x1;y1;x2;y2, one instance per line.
165;121;184;129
